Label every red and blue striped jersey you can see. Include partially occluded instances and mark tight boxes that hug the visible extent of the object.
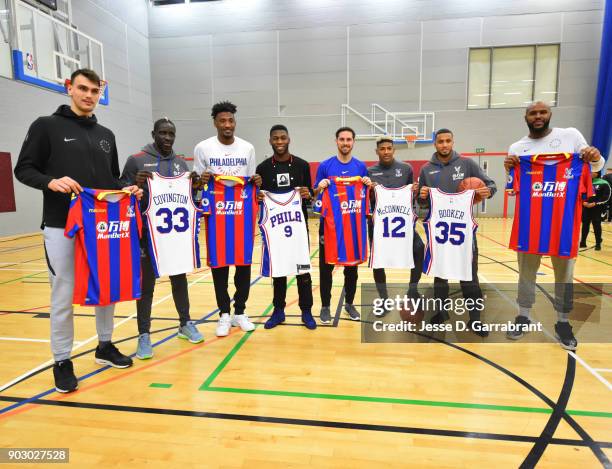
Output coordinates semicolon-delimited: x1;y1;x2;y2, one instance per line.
507;153;593;258
201;175;258;268
65;188;142;306
313;176;369;265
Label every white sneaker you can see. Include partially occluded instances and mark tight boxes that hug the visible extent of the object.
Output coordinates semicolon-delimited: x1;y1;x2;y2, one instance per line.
216;314;231;337
231;313;255;332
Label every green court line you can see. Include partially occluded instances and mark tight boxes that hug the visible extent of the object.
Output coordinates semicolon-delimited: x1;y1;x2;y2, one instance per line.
149;383;173;389
0;271;47;285
202;385;612;418
198;245;612;419
199;248;318;390
578;252;612;268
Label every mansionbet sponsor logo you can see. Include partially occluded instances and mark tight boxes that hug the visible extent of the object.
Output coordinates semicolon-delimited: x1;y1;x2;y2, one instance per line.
532;181;567;198
96;220;130;239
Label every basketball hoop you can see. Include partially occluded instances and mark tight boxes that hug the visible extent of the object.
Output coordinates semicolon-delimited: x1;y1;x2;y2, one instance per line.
405;135;417;149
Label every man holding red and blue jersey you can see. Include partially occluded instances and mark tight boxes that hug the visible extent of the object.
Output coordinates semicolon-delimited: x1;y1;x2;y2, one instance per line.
14;69;141;393
314;127;372;324
505;101;604;350
193;101;262;337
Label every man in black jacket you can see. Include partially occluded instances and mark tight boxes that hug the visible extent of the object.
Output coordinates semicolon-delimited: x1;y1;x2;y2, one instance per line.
14;69;141;393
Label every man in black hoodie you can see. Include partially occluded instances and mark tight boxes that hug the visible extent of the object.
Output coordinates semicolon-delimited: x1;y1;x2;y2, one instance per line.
120;117;204;360
14;69;141;393
417;129;496;336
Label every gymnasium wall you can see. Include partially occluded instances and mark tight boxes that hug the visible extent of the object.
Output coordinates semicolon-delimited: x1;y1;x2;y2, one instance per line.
147;0;604;217
1;0;152;236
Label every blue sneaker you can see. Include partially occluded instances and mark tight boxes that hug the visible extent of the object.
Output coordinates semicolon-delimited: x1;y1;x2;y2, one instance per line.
301;310;317;330
135;333;153;360
264;309;285;329
178;321;204;344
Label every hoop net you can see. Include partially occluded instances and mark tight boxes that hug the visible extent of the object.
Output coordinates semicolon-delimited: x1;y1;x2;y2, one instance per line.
405;135;417;149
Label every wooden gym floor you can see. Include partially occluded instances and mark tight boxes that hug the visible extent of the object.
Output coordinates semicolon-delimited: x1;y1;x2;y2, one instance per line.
0;218;610;468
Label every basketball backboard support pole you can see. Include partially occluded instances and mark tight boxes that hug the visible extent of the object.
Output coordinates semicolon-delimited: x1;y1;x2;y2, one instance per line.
10;0;108;105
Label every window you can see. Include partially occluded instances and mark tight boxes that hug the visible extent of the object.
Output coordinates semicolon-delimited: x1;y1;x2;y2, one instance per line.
467;44;559;109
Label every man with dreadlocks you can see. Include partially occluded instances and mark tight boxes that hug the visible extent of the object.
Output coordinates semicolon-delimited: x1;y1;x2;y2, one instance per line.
121;117;204;360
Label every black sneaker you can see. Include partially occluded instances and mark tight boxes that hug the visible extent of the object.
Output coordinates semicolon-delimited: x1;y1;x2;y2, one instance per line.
429;313;448;325
53;359;78;393
95;343;133;368
344;304;360;321
320;306;332;324
373;298;392;318
554;322;577;351
579;243;587;249
467;319;489;338
506;315;531;340
595;244;601;251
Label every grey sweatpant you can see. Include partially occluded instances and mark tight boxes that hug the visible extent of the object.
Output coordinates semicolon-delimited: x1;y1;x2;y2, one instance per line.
516;252;575;314
43;227;115;362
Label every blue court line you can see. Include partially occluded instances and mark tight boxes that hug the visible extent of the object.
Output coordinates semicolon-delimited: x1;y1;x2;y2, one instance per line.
0;276;263;415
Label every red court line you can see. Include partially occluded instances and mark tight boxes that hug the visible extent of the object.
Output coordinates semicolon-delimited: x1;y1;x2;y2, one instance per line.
0;330;241;421
0;265;319;420
0;255;332;420
0;304;51;317
19;305;49;312
477;232;612;299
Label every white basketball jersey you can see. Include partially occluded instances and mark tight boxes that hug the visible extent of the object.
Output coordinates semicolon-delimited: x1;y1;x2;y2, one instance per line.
259;190;311;278
369;185;416;269
423;188;477;281
145;173;202;277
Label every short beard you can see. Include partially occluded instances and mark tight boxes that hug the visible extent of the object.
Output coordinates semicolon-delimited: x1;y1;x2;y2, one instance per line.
527;118;550;136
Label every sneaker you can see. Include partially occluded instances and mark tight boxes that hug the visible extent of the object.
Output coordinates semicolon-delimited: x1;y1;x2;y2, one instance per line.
429;312;448;325
319;306;332;324
506;315;531;340
344;304;360;321
216;313;232;337
373;299;392;318
265;309;285;329
231;313;255;332
301;310;317;330
136;333;153;360
579;242;587;248
595;244;601;251
467;319;489;338
178;321;204;344
555;322;578;351
95;343;133;368
53;359;78;393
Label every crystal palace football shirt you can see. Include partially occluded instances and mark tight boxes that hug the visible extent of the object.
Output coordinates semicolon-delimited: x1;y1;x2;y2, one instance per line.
313;176;369;265
65;188;142;306
506;153;593;258
201;175;258;268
